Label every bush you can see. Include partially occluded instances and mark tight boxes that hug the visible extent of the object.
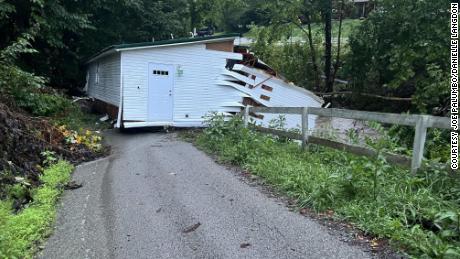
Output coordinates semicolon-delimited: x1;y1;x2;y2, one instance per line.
195;114;460;257
11;88;73;117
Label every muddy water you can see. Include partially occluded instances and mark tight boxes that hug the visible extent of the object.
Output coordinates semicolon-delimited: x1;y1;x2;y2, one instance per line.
312;116;380;144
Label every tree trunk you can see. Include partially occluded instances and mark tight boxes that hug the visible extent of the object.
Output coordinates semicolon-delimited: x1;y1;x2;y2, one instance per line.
305;14;321;91
189;0;198;31
323;0;333;93
332;0;345;84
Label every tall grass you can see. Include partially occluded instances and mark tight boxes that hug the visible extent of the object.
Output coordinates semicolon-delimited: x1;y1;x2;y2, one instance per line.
194;114;460;258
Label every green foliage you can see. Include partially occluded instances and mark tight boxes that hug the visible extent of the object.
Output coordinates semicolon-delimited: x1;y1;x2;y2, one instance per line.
12;90;73;117
195;114;460;257
247;17;362;91
41;151;57;166
0;30;71;117
0;63;45;91
191;0;248;32
387;125;451;163
0;161;73;258
346;0;450;114
52;105;110;133
0;0;196;91
248;25;323;90
57;125;103;152
0;23;45;94
6;184;29;202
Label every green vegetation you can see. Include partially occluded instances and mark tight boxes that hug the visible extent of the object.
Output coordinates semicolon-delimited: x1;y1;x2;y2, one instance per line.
0;0;250;93
247;19;361;41
247;0;449;114
247;0;450;162
247;18;361;91
192;114;460;258
309;19;361;40
346;0;449;114
0;1;454;257
0;161;74;258
12;90;73;117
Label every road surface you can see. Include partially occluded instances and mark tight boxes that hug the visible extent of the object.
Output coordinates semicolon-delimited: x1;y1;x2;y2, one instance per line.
39;130;370;259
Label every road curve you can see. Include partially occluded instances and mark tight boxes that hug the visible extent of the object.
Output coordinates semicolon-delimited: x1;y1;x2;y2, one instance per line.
40;130;370;259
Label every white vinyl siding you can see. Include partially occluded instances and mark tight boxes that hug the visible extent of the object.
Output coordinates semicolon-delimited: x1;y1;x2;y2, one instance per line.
121;44;243;125
85;39;323;129
224;64;323;130
87;53;121;106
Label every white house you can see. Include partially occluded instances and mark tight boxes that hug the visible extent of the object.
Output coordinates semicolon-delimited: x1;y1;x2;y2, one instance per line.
85;34;323;129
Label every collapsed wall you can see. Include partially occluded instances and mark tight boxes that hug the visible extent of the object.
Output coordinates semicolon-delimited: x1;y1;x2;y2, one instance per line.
220;49;324;130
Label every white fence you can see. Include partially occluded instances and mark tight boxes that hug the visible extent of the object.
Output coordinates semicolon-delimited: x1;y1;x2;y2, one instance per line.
243;106;451;173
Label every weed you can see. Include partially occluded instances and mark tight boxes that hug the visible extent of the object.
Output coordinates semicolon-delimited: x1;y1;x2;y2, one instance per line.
52;104;110;133
58;125;103;152
41;151;57;166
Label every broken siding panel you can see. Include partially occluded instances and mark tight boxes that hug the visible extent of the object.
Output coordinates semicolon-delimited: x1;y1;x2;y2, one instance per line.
87;53;121;106
205;40;234;52
87;63;97;95
234;64;324;104
222;64;323;130
122;44;243;124
251;77;321;130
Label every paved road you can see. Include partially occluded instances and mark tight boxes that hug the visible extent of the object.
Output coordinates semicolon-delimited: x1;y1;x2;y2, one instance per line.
40;130;370;259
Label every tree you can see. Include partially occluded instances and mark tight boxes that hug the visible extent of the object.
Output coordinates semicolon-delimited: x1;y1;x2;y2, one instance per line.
245;0;348;93
322;0;333;93
1;0;193;91
346;0;450;114
189;0;247;32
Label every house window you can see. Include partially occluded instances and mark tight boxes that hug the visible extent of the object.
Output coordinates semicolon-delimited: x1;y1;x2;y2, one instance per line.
95;62;100;84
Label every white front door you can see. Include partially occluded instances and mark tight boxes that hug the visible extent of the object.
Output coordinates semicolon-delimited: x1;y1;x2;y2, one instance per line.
148;63;174;122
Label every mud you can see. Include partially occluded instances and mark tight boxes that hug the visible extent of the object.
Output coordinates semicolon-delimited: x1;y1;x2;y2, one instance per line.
0;99;99;199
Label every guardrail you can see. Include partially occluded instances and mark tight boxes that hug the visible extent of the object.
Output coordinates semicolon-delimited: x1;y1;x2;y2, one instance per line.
243;106;451;173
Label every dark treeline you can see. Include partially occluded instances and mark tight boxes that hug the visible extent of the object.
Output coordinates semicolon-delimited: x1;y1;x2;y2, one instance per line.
0;0;253;91
0;0;451;118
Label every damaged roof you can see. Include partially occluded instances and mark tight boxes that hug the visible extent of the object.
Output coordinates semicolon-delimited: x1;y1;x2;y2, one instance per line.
86;33;241;64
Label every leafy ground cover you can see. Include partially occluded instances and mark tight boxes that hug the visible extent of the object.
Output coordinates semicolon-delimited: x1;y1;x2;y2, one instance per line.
191;114;460;258
0;161;74;258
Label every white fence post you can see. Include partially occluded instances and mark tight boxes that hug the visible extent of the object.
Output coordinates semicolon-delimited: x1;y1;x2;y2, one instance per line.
243;106;250;128
411;116;428;174
301;107;309;150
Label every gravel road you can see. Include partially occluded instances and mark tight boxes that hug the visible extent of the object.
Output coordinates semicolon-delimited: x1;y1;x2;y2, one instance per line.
39;130;370;259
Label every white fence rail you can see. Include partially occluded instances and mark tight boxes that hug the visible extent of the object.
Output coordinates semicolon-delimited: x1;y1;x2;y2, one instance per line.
243;106;451;173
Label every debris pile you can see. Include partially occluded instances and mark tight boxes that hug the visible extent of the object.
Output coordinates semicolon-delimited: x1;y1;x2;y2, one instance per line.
0;100;97;196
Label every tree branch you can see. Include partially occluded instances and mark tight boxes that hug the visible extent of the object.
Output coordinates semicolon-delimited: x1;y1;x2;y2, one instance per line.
315;91;413;101
290;17;321;91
